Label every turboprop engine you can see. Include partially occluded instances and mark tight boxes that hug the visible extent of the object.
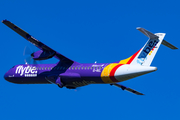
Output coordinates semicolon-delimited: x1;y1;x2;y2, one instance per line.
31;50;56;60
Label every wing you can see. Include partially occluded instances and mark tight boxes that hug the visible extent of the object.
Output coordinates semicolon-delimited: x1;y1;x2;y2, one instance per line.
2;19;76;64
110;83;144;95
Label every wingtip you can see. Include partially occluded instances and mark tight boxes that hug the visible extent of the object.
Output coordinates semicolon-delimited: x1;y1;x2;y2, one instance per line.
173;47;178;50
136;27;142;30
173;46;178;49
138;93;145;95
2;19;8;23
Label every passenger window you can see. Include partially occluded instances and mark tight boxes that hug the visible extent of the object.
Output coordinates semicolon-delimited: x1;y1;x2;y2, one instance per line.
82;67;84;69
45;67;47;70
72;67;74;70
88;67;90;69
75;67;77;70
69;67;71;69
78;67;81;70
42;67;44;70
48;67;50;70
85;67;87;70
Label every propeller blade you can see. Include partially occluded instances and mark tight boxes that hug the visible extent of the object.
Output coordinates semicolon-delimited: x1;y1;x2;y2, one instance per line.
23;46;32;56
23;45;42;64
24;56;33;64
23;46;38;64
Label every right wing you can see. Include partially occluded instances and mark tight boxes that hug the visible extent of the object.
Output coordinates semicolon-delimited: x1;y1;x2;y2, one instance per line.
2;19;77;64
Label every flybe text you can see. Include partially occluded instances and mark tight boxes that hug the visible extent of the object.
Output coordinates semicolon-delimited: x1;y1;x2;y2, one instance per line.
138;39;159;58
15;65;37;76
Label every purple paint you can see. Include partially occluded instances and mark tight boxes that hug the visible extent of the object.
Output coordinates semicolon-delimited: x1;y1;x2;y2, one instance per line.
3;19;165;95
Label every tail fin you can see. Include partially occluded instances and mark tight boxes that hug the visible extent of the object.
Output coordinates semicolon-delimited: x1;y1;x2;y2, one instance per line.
121;28;178;66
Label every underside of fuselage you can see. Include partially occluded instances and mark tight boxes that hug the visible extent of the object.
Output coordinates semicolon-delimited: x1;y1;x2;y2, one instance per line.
4;63;157;89
4;63;109;88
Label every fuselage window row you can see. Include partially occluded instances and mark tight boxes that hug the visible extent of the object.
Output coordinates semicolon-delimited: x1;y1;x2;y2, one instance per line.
34;66;103;71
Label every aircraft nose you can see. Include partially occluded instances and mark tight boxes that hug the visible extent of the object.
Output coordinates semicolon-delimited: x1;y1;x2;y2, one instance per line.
4;70;14;82
4;71;11;81
4;71;9;80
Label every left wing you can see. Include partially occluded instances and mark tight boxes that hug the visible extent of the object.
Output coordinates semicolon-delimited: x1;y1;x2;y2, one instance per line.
2;19;76;64
110;83;144;95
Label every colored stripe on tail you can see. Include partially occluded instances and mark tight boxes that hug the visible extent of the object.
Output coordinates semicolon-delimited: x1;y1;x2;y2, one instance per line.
120;28;178;66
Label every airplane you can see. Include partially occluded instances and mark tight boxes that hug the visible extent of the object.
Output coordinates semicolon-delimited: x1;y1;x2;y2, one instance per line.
3;20;178;95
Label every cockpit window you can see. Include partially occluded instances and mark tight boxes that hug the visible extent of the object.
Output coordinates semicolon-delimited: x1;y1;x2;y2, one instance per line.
12;66;15;68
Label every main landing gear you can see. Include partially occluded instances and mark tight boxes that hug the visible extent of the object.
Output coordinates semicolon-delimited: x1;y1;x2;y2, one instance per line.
56;77;64;88
57;83;63;88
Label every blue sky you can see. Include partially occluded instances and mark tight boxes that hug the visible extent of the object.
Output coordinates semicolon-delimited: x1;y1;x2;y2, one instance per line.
0;0;180;120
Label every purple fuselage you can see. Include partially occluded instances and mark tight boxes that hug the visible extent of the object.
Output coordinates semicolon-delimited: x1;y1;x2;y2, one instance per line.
4;62;109;89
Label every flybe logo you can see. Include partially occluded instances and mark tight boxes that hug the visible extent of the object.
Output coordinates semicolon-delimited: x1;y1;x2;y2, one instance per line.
137;39;159;65
15;65;37;77
138;39;159;59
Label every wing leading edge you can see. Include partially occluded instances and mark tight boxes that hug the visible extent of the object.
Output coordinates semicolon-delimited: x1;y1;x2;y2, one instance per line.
2;20;77;64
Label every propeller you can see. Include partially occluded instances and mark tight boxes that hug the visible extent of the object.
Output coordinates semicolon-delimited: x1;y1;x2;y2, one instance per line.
23;46;37;64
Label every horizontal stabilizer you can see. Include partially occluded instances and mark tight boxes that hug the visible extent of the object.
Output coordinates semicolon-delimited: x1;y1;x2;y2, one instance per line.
137;27;178;49
162;40;178;49
137;27;159;40
111;83;144;95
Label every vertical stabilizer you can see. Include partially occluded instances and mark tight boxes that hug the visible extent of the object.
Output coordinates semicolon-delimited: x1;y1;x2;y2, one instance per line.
130;28;165;66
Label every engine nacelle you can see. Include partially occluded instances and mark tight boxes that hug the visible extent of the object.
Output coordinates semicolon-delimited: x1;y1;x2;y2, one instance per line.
31;50;56;60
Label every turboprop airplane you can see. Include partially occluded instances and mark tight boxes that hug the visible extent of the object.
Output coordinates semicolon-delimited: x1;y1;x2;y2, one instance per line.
3;20;178;95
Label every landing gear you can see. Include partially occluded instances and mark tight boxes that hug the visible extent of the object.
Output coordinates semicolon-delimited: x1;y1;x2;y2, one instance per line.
57;83;63;88
56;77;64;88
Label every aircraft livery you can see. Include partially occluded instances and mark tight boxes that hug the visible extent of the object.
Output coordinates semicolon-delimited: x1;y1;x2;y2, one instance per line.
3;20;178;95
